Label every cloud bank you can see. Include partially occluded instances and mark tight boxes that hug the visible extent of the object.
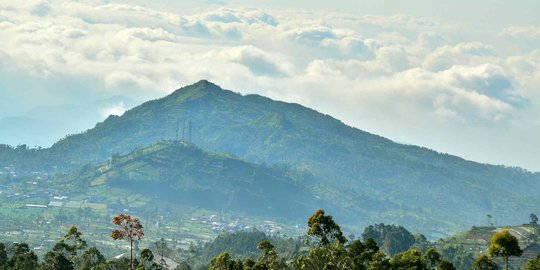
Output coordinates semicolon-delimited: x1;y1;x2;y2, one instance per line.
0;0;539;171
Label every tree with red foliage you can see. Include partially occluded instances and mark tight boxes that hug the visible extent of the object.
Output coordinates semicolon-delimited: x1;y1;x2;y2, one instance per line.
111;214;144;270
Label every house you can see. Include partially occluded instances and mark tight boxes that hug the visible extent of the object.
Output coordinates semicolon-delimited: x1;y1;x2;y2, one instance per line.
25;204;47;208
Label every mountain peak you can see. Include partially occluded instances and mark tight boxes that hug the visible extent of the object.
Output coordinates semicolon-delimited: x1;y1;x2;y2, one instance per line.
166;79;224;103
184;79;222;92
194;79;219;87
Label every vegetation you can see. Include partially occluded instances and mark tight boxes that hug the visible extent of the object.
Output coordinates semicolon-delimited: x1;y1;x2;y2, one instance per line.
0;209;539;270
68;140;319;221
526;255;540;270
488;230;523;270
362;223;415;256
1;81;540;269
306;209;346;246
2;80;540;235
111;214;145;270
470;255;498;270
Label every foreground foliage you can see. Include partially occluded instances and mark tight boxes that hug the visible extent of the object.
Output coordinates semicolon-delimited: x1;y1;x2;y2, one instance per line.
0;209;538;270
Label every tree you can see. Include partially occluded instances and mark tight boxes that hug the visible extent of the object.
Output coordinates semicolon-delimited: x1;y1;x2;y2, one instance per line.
438;260;456;270
347;239;369;267
390;249;425;269
306;209;347;246
526;255;540;270
209;252;243;270
382;230;415;256
364;238;379;257
487;214;493;227
423;248;441;269
292;243;354;270
42;251;74;270
108;257;137;270
78;247;107;270
0;242;7;267
531;213;538;226
7;243;39;270
138;248;162;270
369;251;390;270
470;255;498;270
362;223;415;256
176;261;192;270
54;226;88;260
488;230;522;270
140;249;154;263
414;234;430;252
256;240;288;270
41;227;88;270
243;258;257;269
155;238;168;267
111;214;145;270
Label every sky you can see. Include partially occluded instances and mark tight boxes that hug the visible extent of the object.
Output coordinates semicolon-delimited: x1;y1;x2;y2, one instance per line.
0;0;539;171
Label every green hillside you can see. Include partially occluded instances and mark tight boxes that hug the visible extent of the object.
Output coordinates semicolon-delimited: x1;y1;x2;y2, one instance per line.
2;80;540;235
435;224;540;269
69;140;322;220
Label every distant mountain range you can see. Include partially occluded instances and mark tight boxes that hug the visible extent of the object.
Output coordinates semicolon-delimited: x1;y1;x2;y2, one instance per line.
1;80;539;236
0;96;140;147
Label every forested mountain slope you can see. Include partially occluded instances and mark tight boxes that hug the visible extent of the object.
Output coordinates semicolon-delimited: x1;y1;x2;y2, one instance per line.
2;80;539;234
69;141;321;220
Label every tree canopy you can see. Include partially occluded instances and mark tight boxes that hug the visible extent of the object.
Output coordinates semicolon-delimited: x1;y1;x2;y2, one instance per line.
488;230;522;270
306;209;347;246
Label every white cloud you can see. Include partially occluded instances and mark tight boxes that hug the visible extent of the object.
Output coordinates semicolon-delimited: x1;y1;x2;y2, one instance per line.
100;102;127;117
220;45;292;77
300;62;516;123
423;42;498;71
506;49;540;104
417;31;450;49
501;26;540;40
0;1;539;170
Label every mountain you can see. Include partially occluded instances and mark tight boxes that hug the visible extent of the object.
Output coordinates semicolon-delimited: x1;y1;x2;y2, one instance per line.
69;140;320;220
435;224;540;269
1;80;539;235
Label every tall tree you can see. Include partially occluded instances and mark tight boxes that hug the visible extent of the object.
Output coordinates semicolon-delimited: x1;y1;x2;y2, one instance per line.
154;238;168;267
487;214;493;227
470;255;498;270
256;240;288;270
111;214;145;270
531;213;538;226
362;223;415;256
7;243;39;270
0;242;7;267
423;248;442;269
292;243;353;270
306;209;346;246
56;226;87;259
42;227;87;270
390;249;425;269
488;230;522;270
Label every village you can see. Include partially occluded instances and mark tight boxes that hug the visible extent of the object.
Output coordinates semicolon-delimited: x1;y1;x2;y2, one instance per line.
0;164;299;259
